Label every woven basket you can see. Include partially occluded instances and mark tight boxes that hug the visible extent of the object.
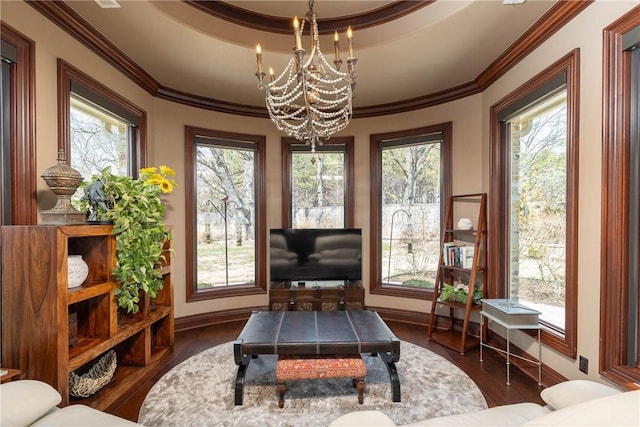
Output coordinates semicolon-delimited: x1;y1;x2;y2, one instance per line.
69;350;117;397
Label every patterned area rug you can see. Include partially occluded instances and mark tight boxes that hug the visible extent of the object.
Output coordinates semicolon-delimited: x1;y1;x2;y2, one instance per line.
138;341;487;426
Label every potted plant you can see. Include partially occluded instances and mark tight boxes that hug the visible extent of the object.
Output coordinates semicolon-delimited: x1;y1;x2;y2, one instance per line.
79;165;177;313
440;283;482;304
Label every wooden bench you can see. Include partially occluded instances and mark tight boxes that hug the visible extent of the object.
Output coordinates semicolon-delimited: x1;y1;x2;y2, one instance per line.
275;354;366;408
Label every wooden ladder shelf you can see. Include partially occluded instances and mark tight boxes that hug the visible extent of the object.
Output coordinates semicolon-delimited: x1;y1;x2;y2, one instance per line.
427;193;487;353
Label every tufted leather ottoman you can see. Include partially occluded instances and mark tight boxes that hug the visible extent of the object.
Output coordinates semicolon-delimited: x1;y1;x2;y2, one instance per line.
275;354;367;408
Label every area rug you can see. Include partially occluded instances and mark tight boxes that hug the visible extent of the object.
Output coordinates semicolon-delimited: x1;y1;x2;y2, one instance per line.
138;340;487;426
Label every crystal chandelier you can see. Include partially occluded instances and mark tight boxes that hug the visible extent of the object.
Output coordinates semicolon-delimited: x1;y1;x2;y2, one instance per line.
255;0;357;152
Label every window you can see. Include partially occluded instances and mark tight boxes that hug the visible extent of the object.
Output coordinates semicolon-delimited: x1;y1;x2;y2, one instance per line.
0;25;36;225
282;137;354;228
370;123;452;299
507;91;568;328
58;60;144;184
601;13;640;386
69;95;132;180
185;126;266;301
490;50;579;357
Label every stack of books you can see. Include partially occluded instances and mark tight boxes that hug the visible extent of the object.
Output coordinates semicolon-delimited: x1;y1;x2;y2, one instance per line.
443;243;475;268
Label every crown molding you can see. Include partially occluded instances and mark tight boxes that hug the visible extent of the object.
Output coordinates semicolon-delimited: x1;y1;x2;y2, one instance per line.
27;0;593;118
476;0;592;89
26;0;160;95
183;0;434;35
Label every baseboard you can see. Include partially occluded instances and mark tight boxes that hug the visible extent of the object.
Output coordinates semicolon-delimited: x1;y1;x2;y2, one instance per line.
174;305;268;332
366;305;429;325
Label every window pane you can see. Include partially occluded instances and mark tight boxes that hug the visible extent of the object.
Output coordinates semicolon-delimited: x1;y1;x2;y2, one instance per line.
70;95;130;181
196;143;256;288
508;90;567;329
291;151;345;228
381;143;441;288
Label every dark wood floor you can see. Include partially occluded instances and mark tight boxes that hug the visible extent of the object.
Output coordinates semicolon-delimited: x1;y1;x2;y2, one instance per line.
109;319;546;423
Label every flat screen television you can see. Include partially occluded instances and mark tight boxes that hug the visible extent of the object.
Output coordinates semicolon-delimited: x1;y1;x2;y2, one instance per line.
269;228;362;282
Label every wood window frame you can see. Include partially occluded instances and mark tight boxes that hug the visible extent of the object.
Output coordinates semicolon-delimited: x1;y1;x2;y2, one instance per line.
281;137;355;228
600;6;640;387
1;23;36;225
184;126;267;301
369;122;452;299
57;59;146;176
489;50;580;358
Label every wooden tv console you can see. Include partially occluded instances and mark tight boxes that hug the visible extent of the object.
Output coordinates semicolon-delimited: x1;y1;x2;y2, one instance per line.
269;280;364;311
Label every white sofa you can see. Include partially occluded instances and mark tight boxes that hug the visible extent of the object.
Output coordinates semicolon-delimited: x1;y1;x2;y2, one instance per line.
329;380;640;427
0;380;139;426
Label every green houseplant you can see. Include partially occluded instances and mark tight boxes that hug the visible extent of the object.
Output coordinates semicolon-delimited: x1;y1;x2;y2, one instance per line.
79;165;177;313
440;283;482;305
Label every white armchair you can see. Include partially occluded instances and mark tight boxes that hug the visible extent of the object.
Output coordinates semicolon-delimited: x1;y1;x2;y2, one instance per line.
329;380;639;427
0;380;139;427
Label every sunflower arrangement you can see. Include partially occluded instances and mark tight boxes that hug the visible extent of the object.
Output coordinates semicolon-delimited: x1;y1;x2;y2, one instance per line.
140;165;176;194
80;165;177;313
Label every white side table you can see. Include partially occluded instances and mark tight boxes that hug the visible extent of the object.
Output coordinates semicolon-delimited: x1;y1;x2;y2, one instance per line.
480;299;542;385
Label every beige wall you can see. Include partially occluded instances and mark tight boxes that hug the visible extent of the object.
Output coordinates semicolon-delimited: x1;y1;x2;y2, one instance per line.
348;95;485;313
2;0;636;383
153;95;484;317
481;1;637;383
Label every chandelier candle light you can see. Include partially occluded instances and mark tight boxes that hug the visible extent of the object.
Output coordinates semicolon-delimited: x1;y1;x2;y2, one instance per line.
255;0;357;152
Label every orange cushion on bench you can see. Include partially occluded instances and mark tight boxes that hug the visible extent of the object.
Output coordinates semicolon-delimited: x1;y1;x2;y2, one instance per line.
276;354;366;381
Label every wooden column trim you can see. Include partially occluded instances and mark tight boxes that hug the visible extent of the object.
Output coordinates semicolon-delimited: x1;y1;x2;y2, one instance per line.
1;23;37;225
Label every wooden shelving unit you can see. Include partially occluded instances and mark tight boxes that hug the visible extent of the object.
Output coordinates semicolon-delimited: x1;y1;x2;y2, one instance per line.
1;224;174;410
269;281;364;311
427;193;487;353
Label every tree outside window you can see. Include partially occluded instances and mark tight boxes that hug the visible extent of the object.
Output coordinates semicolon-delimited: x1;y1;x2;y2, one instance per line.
381;142;441;288
185;127;265;301
283;137;354;229
70;95;130;183
371;124;452;298
507;91;568;329
291;151;345;228
196;142;256;289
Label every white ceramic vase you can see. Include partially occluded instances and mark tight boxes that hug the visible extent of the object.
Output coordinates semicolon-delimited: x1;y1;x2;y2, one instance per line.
68;255;89;288
457;217;473;230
